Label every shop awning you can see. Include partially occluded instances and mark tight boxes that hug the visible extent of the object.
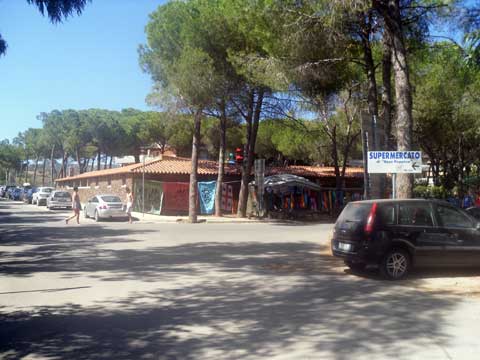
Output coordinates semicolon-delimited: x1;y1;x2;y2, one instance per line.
250;174;321;191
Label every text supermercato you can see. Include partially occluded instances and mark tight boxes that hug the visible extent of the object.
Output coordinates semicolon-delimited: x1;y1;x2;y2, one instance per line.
368;151;421;160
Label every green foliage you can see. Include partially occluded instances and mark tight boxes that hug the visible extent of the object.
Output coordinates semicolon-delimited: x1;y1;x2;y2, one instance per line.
413;42;480;190
413;185;450;199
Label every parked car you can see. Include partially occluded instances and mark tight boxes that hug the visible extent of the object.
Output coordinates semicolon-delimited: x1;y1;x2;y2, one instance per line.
331;199;480;280
2;185;15;198
466;207;480;221
9;188;22;201
17;187;27;201
32;187;55;206
84;194;126;222
23;187;38;204
46;190;72;210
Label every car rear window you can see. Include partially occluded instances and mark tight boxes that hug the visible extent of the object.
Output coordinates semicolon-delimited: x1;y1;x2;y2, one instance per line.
337;203;372;223
54;192;71;198
101;196;121;203
41;188;53;193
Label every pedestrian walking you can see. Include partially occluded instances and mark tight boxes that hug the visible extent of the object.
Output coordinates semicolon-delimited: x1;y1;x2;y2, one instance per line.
66;187;81;224
125;187;134;224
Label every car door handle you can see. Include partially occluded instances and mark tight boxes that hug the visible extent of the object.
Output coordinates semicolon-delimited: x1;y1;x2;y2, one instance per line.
456;239;464;244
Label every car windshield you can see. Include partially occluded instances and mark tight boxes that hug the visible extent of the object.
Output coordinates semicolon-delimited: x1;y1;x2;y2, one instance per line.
101;196;122;203
337;203;372;223
54;192;71;198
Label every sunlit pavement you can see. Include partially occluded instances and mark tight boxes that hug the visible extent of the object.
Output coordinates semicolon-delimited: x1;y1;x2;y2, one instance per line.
1;199;479;360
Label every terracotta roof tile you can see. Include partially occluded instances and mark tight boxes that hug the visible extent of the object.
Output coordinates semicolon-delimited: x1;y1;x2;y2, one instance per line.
56;157;363;182
267;165;364;178
56;157;241;182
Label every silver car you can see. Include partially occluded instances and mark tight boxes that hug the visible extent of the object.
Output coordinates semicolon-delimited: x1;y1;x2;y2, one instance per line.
32;187;54;206
47;190;72;210
84;194;126;222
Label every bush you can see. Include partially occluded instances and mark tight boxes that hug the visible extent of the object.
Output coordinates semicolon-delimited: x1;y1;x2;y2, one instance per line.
413;185;450;199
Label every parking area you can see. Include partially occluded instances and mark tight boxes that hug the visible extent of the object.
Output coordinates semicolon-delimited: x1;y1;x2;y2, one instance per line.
1;199;480;359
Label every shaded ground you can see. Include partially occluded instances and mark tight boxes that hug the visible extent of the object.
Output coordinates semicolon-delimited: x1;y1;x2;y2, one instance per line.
1;199;479;359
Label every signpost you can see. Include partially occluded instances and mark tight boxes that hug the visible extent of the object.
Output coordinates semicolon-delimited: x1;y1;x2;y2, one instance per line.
367;151;422;199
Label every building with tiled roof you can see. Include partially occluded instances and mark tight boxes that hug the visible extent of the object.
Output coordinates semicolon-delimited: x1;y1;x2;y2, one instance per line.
55;156;364;216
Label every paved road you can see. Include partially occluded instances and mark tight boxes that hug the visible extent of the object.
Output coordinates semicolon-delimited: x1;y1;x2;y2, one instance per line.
1;199;479;360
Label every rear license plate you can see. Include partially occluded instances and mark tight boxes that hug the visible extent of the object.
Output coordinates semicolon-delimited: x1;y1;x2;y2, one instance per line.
338;242;352;252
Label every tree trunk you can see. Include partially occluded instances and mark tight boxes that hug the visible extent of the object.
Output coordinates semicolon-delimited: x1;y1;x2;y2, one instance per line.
382;30;394;150
64;156;68;179
50;145;56;185
375;0;414;198
134;153;140;163
76;149;82;174
189;108;202;223
238;89;264;218
361;16;384;199
104;153;108;169
59;150;66;179
42;157;46;186
215;102;227;217
109;156;113;169
97;150;101;171
24;160;29;184
33;157;39;185
237;91;255;218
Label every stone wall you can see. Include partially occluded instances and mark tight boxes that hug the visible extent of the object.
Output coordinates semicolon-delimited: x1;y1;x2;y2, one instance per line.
57;174;133;204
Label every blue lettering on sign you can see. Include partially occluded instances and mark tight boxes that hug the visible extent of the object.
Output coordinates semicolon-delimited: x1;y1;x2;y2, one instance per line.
369;151;421;160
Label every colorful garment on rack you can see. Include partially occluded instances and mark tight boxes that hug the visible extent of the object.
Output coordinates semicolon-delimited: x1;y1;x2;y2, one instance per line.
198;181;216;215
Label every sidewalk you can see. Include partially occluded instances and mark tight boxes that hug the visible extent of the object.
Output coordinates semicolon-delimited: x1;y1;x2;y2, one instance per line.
130;211;336;224
130;211;265;224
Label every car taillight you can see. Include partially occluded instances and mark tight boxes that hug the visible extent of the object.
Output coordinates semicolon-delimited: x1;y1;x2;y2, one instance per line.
99;205;108;210
364;202;378;234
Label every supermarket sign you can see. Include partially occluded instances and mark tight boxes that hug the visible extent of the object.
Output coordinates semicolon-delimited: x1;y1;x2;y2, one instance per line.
368;151;422;174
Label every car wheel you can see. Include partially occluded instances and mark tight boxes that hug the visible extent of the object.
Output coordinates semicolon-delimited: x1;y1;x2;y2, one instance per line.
381;248;411;280
84;208;89;219
345;260;366;272
94;210;101;222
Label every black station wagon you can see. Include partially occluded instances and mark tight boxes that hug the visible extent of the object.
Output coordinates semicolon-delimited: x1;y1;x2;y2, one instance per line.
331;199;480;280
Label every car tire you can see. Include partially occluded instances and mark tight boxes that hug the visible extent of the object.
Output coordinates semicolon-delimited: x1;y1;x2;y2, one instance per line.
345;260;366;272
380;248;411;280
94;210;101;222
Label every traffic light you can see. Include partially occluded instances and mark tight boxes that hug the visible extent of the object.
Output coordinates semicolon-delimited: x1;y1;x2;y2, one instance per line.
235;147;244;164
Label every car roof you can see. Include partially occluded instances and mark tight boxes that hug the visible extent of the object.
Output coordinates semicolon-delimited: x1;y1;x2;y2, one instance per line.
350;198;453;206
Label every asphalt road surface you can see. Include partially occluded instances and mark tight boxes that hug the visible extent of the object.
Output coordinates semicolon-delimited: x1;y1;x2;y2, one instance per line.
1;199;479;360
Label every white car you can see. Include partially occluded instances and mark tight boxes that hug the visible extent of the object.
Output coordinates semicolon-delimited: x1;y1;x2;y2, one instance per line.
84;194;126;222
32;187;55;206
47;190;72;210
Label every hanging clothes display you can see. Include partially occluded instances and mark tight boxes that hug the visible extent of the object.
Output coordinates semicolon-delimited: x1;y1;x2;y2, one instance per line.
162;182;189;214
198;181;216;215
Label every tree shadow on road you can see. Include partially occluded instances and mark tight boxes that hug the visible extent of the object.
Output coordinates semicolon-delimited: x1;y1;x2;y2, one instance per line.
0;239;461;360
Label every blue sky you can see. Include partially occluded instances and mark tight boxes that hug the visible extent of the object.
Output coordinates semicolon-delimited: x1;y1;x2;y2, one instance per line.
0;0;165;141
